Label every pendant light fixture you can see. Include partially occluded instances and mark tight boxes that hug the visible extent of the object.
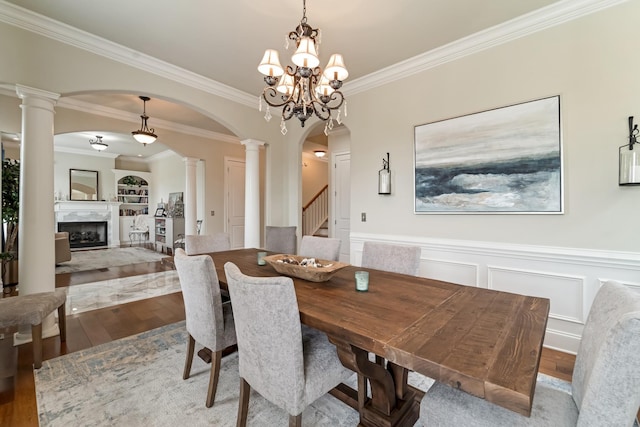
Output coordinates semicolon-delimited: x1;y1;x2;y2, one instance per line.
257;0;348;136
89;135;108;151
131;96;157;146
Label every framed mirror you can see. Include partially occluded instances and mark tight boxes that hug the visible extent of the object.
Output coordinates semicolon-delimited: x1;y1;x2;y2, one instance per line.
70;169;99;201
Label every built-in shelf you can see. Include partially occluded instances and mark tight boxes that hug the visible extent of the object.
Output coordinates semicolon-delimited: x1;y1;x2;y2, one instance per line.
116;178;149;216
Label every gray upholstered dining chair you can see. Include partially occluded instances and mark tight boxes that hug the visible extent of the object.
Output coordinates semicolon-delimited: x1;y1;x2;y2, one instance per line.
361;241;421;276
223;262;354;427
264;225;297;254
298;235;341;261
173;248;237;408
185;233;231;255
421;280;640;426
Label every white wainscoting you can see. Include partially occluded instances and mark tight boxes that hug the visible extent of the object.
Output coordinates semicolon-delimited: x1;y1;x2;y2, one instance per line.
351;232;640;354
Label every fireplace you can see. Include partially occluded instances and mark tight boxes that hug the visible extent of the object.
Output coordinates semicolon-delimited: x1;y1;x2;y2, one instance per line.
58;221;108;249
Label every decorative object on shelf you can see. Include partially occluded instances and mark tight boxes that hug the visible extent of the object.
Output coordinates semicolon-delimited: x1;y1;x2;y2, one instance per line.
257;0;348;136
167;192;184;218
89;135;108;151
154;208;165;217
69;169;98;201
414;95;562;214
131;96;157;146
121;175;138;186
378;152;391;195
314;150;326;158
619;116;640;185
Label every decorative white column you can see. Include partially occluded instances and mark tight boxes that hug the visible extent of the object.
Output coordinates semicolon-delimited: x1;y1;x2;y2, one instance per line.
15;85;60;343
241;139;265;248
183;157;198;236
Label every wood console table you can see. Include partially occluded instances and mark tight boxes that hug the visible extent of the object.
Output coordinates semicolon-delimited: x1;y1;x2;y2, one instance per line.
203;249;550;426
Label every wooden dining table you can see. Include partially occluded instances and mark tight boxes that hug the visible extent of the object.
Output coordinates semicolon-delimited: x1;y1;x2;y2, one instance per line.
199;248;550;427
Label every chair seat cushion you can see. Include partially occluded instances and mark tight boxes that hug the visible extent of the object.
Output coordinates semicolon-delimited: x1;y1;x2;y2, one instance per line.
0;289;67;328
421;375;578;427
299;325;354;414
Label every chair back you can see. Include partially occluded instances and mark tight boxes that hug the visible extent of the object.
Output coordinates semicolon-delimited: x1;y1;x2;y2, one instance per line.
361;242;421;276
223;262;305;411
174;249;227;350
132;214;149;231
298;236;341;261
185;233;231;255
571;280;640;426
265;226;297;254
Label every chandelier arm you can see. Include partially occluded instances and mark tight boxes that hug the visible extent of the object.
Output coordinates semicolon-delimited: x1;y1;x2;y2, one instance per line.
312;101;331;121
282;103;297;121
262;87;294;108
323;91;345;109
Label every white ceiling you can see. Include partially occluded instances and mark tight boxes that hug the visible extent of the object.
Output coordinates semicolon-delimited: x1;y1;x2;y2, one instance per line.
1;0;575;158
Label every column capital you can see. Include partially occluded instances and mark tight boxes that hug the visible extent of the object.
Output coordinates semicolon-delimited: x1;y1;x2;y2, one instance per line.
241;139;266;150
183;157;199;166
15;84;60;103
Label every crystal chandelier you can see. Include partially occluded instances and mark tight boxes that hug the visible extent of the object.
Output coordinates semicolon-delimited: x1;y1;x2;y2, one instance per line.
131;96;157;146
89;135;108;151
257;0;348;136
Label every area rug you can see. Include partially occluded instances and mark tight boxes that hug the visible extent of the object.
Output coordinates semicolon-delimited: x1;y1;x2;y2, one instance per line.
35;322;435;426
55;247;167;274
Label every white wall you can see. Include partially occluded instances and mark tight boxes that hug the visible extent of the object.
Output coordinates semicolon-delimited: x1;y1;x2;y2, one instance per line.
54;151;116;201
346;2;638;253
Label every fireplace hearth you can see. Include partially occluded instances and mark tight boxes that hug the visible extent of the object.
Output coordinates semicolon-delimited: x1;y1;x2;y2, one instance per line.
58;221;108;249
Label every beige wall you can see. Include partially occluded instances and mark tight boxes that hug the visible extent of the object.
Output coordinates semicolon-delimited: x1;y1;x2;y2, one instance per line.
301;155;328;206
343;1;639;253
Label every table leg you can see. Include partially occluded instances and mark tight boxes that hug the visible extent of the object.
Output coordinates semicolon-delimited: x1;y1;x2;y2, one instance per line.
328;337;422;427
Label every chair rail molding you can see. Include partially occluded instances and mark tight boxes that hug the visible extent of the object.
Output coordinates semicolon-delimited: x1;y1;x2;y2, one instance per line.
350;232;640;354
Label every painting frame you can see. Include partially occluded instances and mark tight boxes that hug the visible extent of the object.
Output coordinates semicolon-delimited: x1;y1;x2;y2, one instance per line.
414;95;563;214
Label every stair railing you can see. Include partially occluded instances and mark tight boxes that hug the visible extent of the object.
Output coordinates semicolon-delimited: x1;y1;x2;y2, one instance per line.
302;185;328;236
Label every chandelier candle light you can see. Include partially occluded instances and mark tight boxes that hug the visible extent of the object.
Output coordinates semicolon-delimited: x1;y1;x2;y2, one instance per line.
257;0;348;136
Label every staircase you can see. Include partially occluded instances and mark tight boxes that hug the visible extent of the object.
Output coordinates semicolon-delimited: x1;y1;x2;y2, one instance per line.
314;220;329;237
302;185;328;237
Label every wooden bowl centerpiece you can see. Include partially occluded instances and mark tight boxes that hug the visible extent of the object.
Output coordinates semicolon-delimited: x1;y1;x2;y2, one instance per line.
263;254;349;282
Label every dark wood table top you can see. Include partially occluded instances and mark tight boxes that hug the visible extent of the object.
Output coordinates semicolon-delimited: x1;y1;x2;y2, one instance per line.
206;248;550;416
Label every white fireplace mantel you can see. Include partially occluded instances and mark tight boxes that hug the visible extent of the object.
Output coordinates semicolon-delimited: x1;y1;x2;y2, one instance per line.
54;201;122;248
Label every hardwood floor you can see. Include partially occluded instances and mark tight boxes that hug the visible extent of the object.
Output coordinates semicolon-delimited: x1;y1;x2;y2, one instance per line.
0;262;579;427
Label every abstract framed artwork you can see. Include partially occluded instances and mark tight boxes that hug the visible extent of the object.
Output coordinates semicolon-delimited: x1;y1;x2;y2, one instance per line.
414;95;562;214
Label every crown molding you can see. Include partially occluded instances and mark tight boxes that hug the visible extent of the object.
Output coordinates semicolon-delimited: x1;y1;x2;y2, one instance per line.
343;0;629;95
0;1;255;108
57;97;240;144
0;0;628;100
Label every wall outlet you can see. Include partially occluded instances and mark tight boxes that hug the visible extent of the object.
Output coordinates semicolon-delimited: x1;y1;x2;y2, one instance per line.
210;210;215;216
361;212;366;222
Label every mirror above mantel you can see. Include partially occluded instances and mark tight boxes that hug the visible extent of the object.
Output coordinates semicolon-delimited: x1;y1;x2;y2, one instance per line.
69;169;98;201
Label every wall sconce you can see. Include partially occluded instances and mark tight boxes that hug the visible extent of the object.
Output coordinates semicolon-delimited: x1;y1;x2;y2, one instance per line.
378;152;391;195
620;116;640;185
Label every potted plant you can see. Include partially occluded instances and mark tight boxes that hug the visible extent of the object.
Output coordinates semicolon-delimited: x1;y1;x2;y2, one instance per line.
2;158;19;287
122;175;138;186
